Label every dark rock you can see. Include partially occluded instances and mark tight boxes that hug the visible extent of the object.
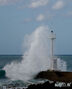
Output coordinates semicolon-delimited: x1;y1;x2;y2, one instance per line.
27;81;72;89
35;70;72;83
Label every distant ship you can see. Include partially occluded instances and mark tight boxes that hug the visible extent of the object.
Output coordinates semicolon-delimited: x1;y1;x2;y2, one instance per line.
35;31;72;83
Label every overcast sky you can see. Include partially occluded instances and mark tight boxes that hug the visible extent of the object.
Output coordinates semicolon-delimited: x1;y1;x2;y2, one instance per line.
0;0;72;55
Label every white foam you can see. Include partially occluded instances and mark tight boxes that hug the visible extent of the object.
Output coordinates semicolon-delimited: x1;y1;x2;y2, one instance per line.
3;25;67;82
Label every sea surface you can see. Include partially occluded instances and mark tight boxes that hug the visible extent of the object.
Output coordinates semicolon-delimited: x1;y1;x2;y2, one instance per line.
0;55;72;87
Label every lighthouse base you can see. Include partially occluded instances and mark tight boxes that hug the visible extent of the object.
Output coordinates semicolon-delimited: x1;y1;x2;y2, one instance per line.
35;70;72;83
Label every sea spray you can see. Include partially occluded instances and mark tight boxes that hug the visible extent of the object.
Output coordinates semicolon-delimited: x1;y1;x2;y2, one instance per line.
3;25;67;81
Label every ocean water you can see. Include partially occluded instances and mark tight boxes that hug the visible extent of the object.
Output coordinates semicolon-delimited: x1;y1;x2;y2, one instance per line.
0;55;22;69
0;55;72;70
0;55;72;86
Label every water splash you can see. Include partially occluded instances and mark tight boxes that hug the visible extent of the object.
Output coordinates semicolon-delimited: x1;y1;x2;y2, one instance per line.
3;25;67;81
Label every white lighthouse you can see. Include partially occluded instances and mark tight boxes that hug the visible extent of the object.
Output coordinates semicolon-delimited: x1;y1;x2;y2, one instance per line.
49;30;57;70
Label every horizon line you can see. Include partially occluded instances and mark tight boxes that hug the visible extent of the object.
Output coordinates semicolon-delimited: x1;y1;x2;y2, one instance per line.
0;54;72;56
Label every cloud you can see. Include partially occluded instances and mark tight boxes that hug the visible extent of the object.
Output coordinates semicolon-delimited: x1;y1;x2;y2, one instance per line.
29;0;49;8
36;13;55;22
52;1;64;10
23;14;45;23
36;14;45;21
23;13;55;23
0;0;22;5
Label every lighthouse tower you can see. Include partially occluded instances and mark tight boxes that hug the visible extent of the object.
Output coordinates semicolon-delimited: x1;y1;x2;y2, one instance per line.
49;30;57;70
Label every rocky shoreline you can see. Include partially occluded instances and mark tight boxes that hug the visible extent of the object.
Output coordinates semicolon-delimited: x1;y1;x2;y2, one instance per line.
1;81;72;89
27;81;72;89
1;70;72;89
